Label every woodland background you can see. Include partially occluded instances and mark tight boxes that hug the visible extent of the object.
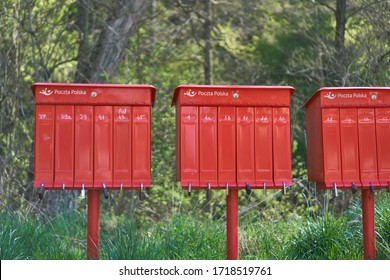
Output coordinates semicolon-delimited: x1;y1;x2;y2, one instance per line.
0;0;389;229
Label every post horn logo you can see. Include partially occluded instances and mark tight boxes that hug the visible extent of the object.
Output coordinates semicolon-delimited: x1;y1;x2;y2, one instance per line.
324;92;336;100
184;89;196;97
39;88;53;96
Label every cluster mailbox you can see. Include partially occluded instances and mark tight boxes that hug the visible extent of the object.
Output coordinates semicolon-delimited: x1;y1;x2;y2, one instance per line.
172;85;294;191
32;83;156;191
305;87;390;191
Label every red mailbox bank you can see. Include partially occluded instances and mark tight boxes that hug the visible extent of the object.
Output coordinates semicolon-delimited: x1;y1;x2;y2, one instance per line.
32;83;155;192
32;83;155;260
305;87;390;260
172;85;294;191
305;87;390;191
173;85;294;260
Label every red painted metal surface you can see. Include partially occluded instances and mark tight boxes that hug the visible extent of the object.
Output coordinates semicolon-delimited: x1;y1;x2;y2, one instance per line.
358;109;380;187
305;87;390;189
236;107;255;187
172;85;294;190
132;106;152;187
226;189;239;260
34;105;55;188
199;107;218;187
272;107;292;187
321;108;343;188
94;106;113;188
87;190;100;260
113;106;132;188
339;109;361;187
31;83;155;190
74;106;94;188
179;106;199;188
54;105;75;189
255;107;274;187
32;83;155;105
362;190;376;260
375;108;390;186
218;107;236;188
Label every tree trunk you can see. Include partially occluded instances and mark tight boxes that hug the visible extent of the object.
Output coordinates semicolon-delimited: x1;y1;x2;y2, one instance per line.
203;0;213;85
335;0;347;61
75;0;148;83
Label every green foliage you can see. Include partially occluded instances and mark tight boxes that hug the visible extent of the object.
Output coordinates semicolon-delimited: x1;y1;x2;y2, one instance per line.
288;214;363;260
2;194;389;260
0;210;85;259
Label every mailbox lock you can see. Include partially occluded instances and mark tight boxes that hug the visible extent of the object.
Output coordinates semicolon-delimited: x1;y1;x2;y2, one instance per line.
371;94;377;100
233;92;239;99
91;91;98;98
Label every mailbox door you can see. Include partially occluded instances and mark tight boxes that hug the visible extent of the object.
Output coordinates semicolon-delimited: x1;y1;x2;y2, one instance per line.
321;108;343;187
180;106;199;187
34;105;55;188
54;105;74;188
358;108;380;186
114;106;132;188
218;107;236;187
255;107;274;187
273;107;292;186
74;106;94;188
376;108;390;186
199;107;218;187
339;109;361;187
236;107;255;187
132;106;151;187
94;106;113;188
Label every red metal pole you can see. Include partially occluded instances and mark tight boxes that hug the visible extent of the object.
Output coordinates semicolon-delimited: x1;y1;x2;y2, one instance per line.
87;190;100;260
226;189;239;260
361;189;376;260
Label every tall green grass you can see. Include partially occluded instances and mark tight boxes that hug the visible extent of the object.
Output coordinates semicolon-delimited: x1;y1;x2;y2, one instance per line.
0;211;85;259
1;193;389;260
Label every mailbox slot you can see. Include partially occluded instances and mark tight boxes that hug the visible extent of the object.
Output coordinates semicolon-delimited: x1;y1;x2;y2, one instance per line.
132;106;152;187
74;106;94;188
218;107;236;187
199;107;218;187
254;107;273;187
54;105;75;189
376;108;390;186
113;106;132;188
34;105;55;188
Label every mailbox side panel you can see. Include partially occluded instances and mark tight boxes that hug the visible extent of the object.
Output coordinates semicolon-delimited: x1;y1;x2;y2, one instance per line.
34;105;55;188
180;106;199;187
358;108;380;186
273;107;292;186
114;106;132;188
74;106;94;188
376;108;390;186
218;107;236;187
255;107;274;187
199;107;218;187
94;106;113;188
132;106;151;187
321;108;343;188
54;105;75;188
236;107;255;187
305;98;324;185
339;109;361;187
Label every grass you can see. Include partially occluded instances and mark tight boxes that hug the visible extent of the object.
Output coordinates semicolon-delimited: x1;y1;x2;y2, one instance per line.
1;193;389;260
